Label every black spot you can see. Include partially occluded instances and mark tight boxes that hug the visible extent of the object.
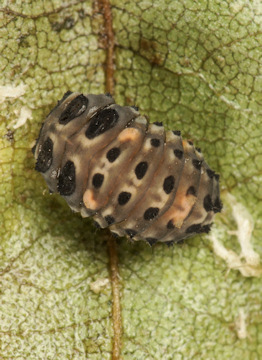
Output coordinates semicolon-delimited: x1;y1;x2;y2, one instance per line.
213;197;223;213
144;207;159;221
150;138;160;147
153;121;163;126
118;192;132;205
188;141;193;146
165;240;174;247
146;237;158;246
132;106;139;111
125;229;137;238
135;161;148;179
92;173;104;189
35;137;53;173
186;186;196;196
57;160;76;196
59;94;88;124
192;159;202;170
163;175;175;194
174;149;183;160
106;147;121;163
93;221;101;229
196;147;201;153
105;215;115;225
167;220;174;229
207;168;215;179
201;224;212;233
111;232;120;238
105;92;113;98
172;130;181;136
203;194;213;212
214;173;220;181
85;108;119;139
186;223;202;234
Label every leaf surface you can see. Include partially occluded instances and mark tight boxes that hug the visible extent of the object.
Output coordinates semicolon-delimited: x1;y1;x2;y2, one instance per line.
0;1;261;359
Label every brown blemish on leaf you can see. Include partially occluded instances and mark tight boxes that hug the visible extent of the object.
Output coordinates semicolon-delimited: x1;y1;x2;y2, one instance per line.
140;37;165;66
4;129;14;142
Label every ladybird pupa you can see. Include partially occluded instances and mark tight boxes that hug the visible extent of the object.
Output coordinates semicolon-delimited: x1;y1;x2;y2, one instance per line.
33;92;222;245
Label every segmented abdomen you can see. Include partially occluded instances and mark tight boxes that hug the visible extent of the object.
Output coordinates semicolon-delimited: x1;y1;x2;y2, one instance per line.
33;92;222;245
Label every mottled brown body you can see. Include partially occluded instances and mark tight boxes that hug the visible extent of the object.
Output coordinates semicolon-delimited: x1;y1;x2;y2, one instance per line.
33;92;222;245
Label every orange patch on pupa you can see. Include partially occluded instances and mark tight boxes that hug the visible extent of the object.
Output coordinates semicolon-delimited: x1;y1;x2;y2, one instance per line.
182;139;193;151
118;128;140;143
83;189;98;210
167;192;197;228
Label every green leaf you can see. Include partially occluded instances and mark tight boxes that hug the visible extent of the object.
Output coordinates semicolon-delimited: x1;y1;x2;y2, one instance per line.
0;1;261;359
